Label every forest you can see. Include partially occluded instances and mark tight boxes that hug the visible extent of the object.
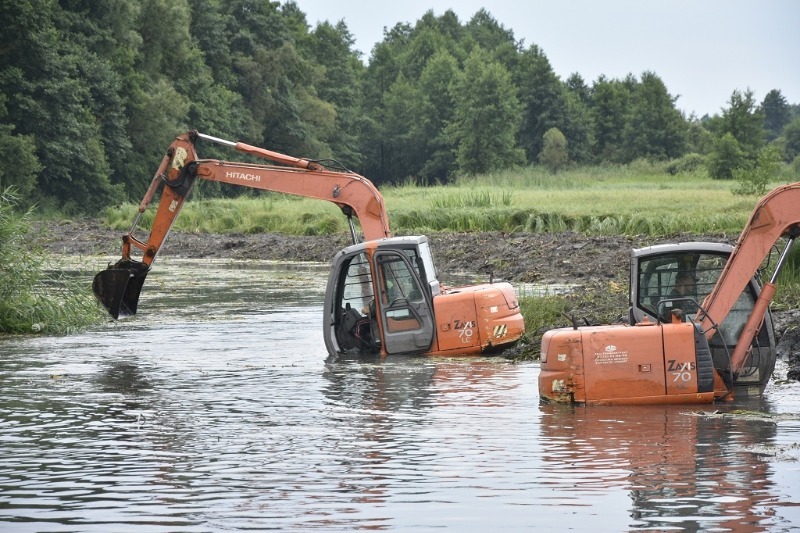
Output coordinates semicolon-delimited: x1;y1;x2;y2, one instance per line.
1;0;799;215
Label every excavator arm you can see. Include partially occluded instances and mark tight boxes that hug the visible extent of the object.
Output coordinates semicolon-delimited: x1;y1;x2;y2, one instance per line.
93;131;391;318
698;182;800;374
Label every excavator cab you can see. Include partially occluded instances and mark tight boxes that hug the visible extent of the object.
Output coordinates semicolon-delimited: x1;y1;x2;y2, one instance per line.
324;236;437;356
629;243;777;396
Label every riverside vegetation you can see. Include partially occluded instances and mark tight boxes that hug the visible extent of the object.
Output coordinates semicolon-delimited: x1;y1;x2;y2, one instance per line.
0;191;102;334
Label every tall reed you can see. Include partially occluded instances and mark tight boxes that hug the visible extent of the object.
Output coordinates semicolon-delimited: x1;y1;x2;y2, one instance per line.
1;190;103;334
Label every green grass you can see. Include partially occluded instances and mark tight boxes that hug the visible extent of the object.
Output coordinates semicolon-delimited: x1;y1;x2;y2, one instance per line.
519;294;569;339
104;166;788;238
106;194;351;236
394;170;758;236
1;190;104;335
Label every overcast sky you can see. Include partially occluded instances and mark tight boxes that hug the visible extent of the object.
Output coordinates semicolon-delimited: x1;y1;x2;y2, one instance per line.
293;0;799;118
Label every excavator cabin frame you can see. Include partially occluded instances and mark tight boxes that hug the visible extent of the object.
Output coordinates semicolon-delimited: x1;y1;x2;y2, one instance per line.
629;242;776;397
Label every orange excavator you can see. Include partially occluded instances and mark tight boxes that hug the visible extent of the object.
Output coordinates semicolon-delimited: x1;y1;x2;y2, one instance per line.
93;131;524;358
540;181;799;405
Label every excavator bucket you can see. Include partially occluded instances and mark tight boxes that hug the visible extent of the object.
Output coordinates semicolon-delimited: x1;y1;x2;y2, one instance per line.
92;259;150;319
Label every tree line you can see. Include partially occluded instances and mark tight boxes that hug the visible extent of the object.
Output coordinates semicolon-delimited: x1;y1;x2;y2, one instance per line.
1;0;798;214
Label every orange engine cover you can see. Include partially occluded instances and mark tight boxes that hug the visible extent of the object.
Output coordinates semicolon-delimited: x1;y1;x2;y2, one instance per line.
539;322;716;405
431;282;524;355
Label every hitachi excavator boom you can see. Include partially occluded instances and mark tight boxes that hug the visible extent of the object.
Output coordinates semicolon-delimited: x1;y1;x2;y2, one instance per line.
93;131;391;319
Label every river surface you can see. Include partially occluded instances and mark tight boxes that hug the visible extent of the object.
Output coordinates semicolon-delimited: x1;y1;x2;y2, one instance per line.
1;258;800;532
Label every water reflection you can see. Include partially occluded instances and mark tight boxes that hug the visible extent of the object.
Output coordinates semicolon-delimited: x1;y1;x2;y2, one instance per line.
323;355;438;411
96;360;152;394
319;356;522;516
538;401;798;531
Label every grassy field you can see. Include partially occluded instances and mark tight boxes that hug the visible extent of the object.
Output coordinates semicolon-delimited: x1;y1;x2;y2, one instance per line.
106;165;781;238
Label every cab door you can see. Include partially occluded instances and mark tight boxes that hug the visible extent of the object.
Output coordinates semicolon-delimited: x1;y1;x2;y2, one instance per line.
374;250;435;354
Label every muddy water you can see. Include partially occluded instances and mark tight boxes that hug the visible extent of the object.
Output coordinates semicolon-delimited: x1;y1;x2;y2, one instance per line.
2;259;800;532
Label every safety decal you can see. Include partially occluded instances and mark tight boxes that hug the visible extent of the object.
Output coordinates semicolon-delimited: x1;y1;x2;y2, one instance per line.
171;147;187;170
493;324;508;338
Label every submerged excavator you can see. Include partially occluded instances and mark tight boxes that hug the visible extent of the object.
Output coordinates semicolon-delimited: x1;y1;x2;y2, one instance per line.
540;181;799;405
93;131;524;358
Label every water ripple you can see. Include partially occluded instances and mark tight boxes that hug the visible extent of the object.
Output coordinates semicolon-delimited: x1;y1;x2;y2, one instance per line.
2;261;800;531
